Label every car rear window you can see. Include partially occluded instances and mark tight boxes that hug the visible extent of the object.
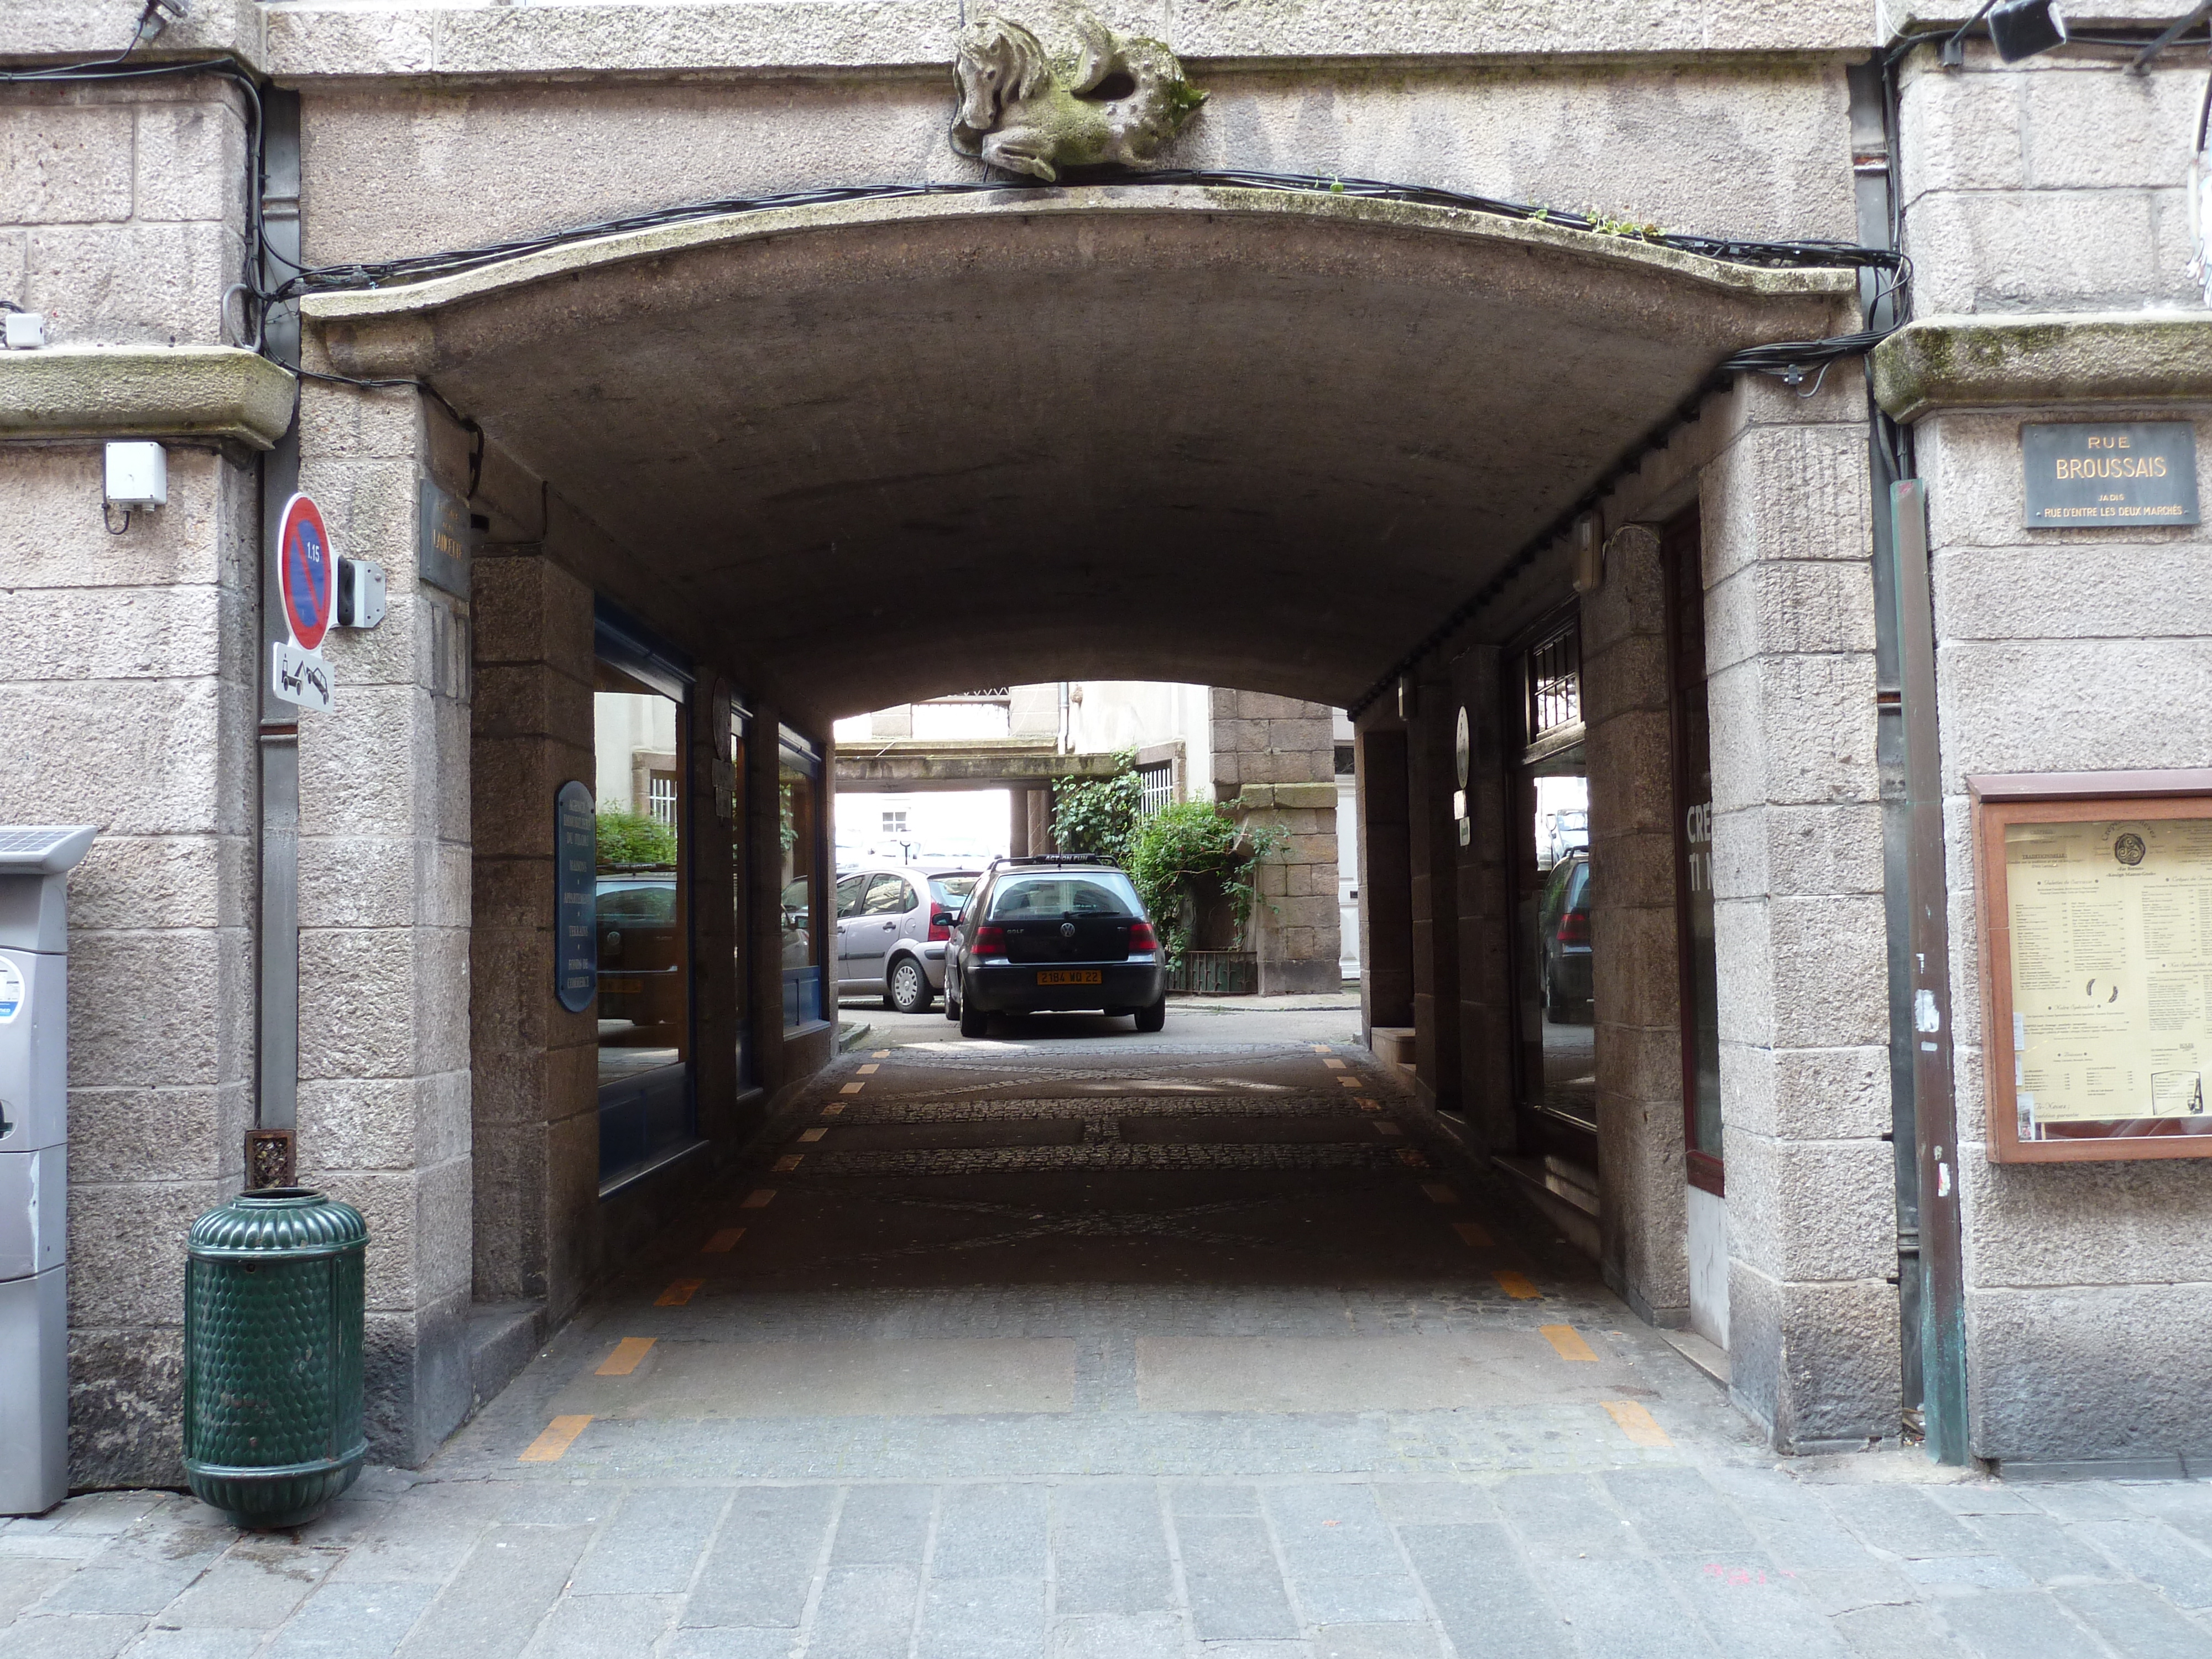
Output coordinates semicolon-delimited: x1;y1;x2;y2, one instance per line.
930;875;978;908
987;873;1142;920
598;882;676;924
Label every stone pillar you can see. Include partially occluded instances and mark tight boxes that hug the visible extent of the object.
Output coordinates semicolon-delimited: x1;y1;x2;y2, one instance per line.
1009;787;1031;857
1025;786;1054;856
1702;377;1895;1449
1447;648;1516;1151
1580;525;1690;1328
295;381;475;1462
1355;717;1413;1036
1211;691;1342;994
468;549;596;1328
1405;669;1462;1114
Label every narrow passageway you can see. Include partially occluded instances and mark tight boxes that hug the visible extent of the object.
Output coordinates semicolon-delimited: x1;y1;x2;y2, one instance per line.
452;1009;1738;1490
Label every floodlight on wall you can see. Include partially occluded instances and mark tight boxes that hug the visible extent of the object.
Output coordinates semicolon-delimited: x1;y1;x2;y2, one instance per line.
1989;0;2068;61
1940;0;2068;65
133;0;190;46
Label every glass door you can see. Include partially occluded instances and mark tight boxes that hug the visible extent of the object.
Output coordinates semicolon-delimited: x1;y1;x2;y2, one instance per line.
1510;617;1598;1161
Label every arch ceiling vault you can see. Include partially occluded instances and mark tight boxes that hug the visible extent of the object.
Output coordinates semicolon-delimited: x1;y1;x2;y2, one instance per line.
307;186;1854;718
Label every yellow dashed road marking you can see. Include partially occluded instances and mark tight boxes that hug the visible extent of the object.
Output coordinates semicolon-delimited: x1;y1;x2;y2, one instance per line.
741;1189;776;1208
1541;1324;1599;1363
1338;1076;1362;1088
1421;1183;1459;1205
1375;1122;1402;1137
1323;1058;1348;1070
1493;1269;1541;1299
597;1337;656;1376
858;1063;880;1074
840;1082;865;1095
872;1050;890;1058
702;1228;745;1253
773;1154;804;1172
1452;1221;1493;1247
655;1280;704;1306
1602;1400;1673;1447
1311;1044;1333;1053
519;1415;592;1463
821;1103;845;1117
797;1127;828;1143
1354;1097;1381;1112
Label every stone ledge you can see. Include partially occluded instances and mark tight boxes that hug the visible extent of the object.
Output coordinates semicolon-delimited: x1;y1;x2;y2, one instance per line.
0;346;296;450
1872;312;2212;423
1235;782;1338;811
249;0;1876;79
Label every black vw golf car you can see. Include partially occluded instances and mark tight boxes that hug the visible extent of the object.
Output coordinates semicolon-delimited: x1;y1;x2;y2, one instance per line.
945;855;1168;1036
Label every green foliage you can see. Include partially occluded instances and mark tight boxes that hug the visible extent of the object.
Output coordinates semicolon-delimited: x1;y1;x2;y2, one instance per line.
1583;205;1665;239
1050;752;1143;867
597;807;676;868
1125;801;1290;966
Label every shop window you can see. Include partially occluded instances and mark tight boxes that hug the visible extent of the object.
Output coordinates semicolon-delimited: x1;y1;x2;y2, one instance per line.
1512;615;1595;1138
731;703;752;1089
1665;518;1723;1191
593;641;694;1186
780;731;826;1029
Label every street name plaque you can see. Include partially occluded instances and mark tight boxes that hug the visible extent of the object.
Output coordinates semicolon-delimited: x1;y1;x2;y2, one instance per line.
2021;421;2199;526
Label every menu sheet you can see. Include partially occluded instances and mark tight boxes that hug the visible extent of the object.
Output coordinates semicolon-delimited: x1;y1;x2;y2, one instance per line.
2005;817;2212;1132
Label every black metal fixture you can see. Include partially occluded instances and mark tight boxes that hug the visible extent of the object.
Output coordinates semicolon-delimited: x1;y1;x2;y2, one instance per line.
1941;0;2069;65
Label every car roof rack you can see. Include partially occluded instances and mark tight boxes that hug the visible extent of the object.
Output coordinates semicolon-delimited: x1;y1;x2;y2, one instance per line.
990;853;1121;869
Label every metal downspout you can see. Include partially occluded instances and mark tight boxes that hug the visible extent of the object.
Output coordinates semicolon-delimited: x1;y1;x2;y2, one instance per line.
1851;51;1970;1464
257;91;304;1151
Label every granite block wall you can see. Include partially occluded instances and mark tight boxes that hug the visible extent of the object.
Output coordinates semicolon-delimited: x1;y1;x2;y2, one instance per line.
1;72;260;1487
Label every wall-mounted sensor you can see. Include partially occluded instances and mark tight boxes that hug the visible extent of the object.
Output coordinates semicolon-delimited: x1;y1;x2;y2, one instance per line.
2;312;43;350
103;442;167;509
337;558;387;629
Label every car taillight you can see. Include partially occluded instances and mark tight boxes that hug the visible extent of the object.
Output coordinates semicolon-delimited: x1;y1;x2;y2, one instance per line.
1556;909;1590;945
972;923;1006;956
1128;920;1157;953
929;910;953;942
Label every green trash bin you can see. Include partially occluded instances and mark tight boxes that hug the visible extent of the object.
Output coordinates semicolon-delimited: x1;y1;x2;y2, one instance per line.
182;1187;368;1529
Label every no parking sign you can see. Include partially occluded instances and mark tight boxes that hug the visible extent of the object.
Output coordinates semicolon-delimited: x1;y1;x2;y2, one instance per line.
272;493;335;712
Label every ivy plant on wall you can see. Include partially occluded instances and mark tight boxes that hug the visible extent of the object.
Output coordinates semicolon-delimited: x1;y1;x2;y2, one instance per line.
1050;750;1144;867
1126;801;1288;968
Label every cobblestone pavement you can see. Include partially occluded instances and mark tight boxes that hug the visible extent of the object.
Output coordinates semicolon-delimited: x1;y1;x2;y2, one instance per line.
7;1014;2212;1658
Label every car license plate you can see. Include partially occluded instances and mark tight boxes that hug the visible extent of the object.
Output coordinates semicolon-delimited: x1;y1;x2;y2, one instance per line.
1037;969;1102;985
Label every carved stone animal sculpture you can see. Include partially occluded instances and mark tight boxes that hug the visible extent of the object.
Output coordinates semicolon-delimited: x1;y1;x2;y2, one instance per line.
951;12;1206;183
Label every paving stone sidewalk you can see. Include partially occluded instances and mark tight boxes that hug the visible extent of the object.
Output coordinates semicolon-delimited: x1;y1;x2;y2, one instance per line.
7;1464;2212;1658
6;1024;2209;1658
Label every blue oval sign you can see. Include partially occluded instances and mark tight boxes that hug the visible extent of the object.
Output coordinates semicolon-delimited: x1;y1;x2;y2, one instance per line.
556;780;597;1013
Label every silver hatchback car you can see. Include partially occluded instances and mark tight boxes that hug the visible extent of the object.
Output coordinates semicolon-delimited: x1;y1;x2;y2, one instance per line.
833;865;980;1013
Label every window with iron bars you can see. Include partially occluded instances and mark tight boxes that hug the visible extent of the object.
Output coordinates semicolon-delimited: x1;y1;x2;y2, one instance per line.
1138;761;1175;817
648;770;679;826
1526;623;1582;742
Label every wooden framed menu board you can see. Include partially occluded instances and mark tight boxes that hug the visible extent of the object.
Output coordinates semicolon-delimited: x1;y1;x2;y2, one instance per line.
1974;772;2212;1162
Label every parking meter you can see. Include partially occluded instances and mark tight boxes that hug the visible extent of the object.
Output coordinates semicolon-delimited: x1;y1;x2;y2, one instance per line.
0;826;96;1515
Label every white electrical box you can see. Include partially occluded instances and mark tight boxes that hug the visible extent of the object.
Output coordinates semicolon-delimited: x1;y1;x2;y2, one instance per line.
103;442;167;509
2;312;43;351
0;825;95;1517
337;558;388;629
